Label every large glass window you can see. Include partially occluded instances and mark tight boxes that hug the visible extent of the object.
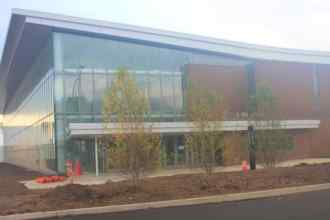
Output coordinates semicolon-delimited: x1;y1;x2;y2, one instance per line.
148;73;162;116
94;73;107;114
173;74;183;115
134;73;149;98
64;74;79;114
53;32;248;122
52;32;249;173
79;73;94;114
160;73;175;115
8;74;56;170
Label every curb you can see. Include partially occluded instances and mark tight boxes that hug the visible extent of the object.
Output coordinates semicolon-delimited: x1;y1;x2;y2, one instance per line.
3;182;330;220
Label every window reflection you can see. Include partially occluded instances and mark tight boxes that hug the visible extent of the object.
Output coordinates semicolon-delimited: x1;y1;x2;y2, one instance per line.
51;32;247;172
57;69;183;122
53;32;248;123
2;39;56;172
79;73;94;114
161;74;175;115
148;73;162;116
64;74;79;114
94;74;107;114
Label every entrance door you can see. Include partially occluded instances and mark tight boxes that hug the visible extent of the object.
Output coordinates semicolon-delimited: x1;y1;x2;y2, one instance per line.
71;138;96;173
97;138;109;173
162;135;186;168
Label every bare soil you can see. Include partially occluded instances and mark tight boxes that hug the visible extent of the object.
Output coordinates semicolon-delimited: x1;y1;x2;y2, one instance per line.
0;163;42;197
2;162;330;216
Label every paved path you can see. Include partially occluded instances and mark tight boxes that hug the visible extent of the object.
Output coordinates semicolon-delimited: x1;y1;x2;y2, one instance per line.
24;158;330;189
45;189;330;220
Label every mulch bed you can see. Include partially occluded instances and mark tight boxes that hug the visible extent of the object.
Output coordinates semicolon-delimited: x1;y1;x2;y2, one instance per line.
0;163;42;197
2;162;330;215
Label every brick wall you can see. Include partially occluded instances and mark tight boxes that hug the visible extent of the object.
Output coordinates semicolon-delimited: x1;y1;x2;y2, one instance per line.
185;61;330;164
255;60;315;119
318;64;330;118
185;64;248;118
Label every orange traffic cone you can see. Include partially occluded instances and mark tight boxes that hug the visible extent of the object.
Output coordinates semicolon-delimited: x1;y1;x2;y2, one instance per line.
75;160;82;176
241;160;249;172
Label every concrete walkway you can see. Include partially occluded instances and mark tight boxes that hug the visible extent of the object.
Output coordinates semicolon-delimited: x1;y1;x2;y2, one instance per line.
277;158;330;167
23;157;330;189
21;175;111;189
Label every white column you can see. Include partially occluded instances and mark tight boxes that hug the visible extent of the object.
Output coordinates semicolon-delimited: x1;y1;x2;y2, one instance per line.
94;136;99;176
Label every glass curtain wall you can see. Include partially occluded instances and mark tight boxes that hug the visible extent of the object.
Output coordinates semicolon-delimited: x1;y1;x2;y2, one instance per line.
2;39;56;172
53;32;248;173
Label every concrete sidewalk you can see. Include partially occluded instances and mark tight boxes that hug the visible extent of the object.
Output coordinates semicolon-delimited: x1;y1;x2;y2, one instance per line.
89;157;330;182
277;158;330;167
135;158;330;180
23;157;330;189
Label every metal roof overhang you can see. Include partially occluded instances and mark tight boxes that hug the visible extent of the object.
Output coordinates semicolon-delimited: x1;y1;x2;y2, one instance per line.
69;120;320;137
0;12;52;113
2;9;330;113
20;9;330;64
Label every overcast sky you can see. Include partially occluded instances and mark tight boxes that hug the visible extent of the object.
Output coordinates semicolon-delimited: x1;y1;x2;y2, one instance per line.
1;0;330;58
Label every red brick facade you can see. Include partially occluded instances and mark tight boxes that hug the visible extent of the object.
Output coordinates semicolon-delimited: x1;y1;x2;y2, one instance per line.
255;61;316;119
186;60;330;164
185;64;248;117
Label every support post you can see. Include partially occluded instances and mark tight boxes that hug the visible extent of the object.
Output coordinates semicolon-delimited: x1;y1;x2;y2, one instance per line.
246;63;257;170
94;136;99;176
248;125;256;170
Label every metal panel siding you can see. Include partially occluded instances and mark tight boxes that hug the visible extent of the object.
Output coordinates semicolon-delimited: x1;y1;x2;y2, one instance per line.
4;23;52;113
0;15;25;78
23;12;330;64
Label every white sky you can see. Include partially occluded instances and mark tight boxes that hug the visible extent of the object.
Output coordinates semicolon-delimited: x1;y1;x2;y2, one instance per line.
1;0;330;59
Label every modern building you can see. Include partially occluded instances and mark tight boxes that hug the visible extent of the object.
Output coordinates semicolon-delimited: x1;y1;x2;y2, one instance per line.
1;9;330;174
0;125;3;162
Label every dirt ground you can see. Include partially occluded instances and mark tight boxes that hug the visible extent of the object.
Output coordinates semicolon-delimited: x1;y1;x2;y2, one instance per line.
0;163;42;197
2;162;330;216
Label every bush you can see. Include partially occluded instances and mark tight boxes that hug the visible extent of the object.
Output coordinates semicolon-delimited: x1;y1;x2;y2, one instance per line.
256;129;293;168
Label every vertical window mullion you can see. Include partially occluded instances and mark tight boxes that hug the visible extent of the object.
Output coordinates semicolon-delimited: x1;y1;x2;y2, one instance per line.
147;72;151;119
92;69;96;121
159;72;163;120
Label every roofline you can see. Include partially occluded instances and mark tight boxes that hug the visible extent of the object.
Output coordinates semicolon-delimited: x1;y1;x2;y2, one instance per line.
0;10;16;63
6;8;330;65
0;10;22;64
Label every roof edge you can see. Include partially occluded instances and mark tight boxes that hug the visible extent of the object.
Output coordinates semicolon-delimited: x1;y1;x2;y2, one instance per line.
10;8;330;62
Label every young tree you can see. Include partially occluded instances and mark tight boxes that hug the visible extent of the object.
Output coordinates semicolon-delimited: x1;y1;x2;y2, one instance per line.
102;68;161;187
248;83;293;168
184;82;225;176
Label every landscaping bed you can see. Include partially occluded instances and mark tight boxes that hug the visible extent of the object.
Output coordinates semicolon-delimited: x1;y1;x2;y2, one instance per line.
2;162;330;215
0;163;42;197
